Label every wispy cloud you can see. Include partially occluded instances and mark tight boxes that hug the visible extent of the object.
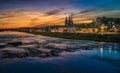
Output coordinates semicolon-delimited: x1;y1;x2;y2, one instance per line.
0;10;27;19
0;22;15;25
76;8;115;15
79;8;97;14
73;8;116;18
45;8;65;15
29;18;40;26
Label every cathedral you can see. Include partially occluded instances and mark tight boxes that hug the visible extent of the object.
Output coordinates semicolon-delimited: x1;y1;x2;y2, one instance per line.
65;14;74;26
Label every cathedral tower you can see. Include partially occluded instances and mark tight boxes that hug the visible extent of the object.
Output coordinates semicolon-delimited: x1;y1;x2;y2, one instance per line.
65;14;74;26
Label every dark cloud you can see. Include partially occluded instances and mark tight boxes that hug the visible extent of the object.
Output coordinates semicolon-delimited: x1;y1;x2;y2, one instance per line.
80;8;97;14
29;18;41;26
0;10;27;19
31;18;39;21
75;18;92;21
0;0;74;4
0;22;15;25
74;8;115;16
0;0;75;2
0;12;16;19
72;8;117;19
45;8;64;15
80;8;114;14
0;15;14;19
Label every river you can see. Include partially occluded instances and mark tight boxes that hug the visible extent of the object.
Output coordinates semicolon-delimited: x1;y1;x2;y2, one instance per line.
0;31;120;73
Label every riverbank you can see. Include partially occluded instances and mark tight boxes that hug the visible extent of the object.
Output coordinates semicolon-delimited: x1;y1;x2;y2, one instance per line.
1;30;120;43
23;31;120;43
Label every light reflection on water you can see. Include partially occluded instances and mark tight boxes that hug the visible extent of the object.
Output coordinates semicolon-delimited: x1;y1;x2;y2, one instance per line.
0;31;120;73
100;47;103;58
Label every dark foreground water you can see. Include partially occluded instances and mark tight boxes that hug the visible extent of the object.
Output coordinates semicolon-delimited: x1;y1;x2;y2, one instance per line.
0;31;120;73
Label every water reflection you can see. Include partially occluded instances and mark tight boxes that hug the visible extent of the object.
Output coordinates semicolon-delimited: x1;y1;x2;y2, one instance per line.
0;31;120;73
96;42;120;61
0;31;120;60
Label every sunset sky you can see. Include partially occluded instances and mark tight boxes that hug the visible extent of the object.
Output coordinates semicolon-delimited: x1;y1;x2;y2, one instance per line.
0;0;120;29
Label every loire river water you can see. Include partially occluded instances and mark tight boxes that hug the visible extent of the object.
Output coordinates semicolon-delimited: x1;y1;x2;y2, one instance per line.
0;31;120;73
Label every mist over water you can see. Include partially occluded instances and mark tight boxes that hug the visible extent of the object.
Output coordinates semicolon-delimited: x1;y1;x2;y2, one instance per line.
0;31;120;73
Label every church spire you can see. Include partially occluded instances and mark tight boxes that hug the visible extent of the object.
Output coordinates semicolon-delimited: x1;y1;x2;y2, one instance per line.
70;14;74;25
65;16;68;26
65;14;74;26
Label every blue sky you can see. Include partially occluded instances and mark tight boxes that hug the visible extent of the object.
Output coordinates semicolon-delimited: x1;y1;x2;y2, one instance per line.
0;0;119;9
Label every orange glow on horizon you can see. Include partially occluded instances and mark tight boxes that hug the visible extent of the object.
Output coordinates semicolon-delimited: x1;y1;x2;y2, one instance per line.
0;19;92;29
0;10;93;29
